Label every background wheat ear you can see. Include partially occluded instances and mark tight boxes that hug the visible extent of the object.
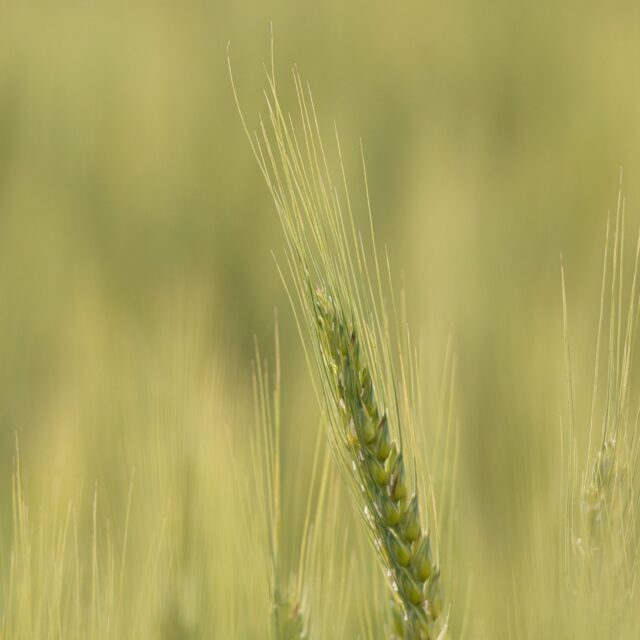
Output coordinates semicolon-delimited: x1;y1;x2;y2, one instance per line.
560;192;640;636
250;329;308;640
251;325;343;640
229;50;451;640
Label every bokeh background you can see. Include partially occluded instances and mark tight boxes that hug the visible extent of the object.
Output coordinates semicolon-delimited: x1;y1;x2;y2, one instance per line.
1;1;640;637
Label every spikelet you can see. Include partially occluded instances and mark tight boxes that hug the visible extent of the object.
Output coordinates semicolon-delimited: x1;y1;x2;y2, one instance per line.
274;587;306;640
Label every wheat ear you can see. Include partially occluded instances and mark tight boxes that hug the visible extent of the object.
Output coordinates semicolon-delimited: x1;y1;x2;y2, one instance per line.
229;43;448;639
314;291;443;639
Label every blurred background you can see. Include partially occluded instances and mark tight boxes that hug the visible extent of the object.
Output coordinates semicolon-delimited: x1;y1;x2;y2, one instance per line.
1;0;639;636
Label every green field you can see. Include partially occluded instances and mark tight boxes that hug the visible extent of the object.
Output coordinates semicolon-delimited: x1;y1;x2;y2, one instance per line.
1;2;640;638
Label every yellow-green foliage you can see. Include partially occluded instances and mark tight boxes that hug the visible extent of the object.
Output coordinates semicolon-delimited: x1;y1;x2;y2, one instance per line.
0;318;347;639
3;3;640;638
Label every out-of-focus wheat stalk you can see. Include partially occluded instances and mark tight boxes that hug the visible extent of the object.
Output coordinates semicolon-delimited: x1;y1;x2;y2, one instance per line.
561;190;640;634
251;324;348;640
